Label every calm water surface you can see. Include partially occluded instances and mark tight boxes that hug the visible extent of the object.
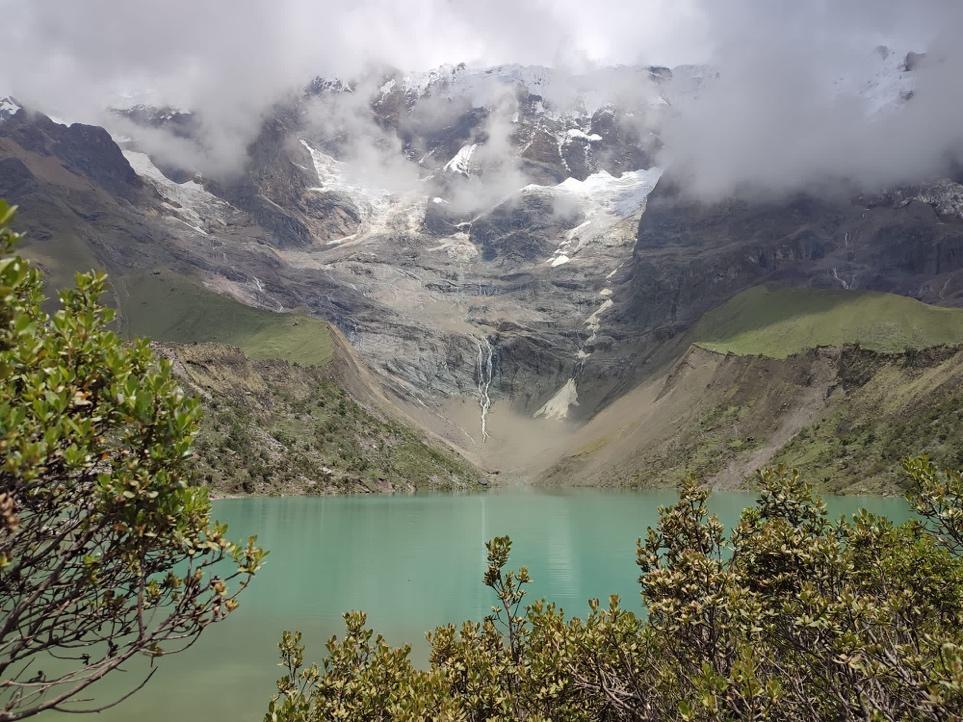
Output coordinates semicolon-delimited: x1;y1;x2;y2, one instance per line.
41;489;912;722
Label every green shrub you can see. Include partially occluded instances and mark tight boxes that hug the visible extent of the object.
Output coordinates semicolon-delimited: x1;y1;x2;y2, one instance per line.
0;203;265;718
267;462;963;721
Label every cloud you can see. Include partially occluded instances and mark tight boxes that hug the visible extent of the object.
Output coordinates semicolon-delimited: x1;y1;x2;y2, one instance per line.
2;0;962;196
657;0;963;200
303;78;424;193
442;88;532;215
0;0;703;115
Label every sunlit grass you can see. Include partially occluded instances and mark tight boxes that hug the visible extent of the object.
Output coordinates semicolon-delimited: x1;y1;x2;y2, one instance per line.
115;269;333;366
693;285;963;357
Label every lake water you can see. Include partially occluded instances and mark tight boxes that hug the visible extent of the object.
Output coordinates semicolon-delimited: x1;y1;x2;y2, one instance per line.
40;489;912;722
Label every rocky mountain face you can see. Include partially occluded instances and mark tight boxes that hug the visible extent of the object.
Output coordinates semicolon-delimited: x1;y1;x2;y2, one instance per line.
625;180;963;331
2;52;963;485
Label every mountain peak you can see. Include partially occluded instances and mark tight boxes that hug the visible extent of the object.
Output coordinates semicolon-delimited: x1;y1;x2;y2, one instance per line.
0;97;22;122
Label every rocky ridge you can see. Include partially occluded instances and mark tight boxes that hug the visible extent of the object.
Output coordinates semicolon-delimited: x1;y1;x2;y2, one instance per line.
2;51;962;485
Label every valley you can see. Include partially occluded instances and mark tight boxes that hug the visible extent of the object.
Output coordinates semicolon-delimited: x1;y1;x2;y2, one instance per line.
6;6;963;721
2;56;963;495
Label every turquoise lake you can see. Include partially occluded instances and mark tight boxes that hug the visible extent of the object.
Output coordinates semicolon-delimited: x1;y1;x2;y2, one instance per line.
40;489;913;721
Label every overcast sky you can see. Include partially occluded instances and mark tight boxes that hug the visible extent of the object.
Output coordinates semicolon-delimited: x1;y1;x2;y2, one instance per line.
3;1;949;116
3;1;962;197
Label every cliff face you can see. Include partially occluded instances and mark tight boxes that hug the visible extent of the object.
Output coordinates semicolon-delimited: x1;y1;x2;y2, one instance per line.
621;181;963;338
0;110;146;200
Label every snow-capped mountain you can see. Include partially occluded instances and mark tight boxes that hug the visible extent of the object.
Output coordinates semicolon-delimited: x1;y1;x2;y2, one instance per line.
0;97;21;122
2;52;961;475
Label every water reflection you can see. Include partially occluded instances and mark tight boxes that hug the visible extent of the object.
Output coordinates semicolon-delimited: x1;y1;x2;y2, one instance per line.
40;489;912;722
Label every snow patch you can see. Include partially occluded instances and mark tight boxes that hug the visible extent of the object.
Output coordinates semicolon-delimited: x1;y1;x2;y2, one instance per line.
301;139;426;242
573;296;616;363
565;128;602;142
536;167;663;266
550;254;571;267
556;168;662;220
535;379;579;420
300;139;390;209
444;143;478;176
905;180;963;219
0;97;20;121
585;298;614;333
123;150;234;234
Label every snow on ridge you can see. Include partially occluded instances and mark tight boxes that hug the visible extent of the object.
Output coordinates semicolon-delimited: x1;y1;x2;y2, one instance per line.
403;63;557;98
856;46;915;115
123;150;233;234
903;180;963;220
527;166;663;267
399;63;662;119
378;78;397;97
555;168;663;219
0;97;21;121
678;49;914;117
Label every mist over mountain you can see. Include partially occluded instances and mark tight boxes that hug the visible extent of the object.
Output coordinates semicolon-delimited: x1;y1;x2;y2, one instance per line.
7;5;963;722
2;0;963;489
5;0;963;198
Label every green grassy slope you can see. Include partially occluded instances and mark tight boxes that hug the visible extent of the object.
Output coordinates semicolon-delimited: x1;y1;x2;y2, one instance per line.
769;347;963;493
21;231;110;312
540;344;963;495
111;272;477;494
167;344;478;495
692;286;963;358
113;270;333;366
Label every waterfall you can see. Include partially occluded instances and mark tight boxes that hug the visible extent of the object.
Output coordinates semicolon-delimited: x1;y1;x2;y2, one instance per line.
475;337;495;442
832;267;853;290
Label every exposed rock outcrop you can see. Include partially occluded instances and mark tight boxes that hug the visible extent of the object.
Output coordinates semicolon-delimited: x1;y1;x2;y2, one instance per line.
4;59;963;487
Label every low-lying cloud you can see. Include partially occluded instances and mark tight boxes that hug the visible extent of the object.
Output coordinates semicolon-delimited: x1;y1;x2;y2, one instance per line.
658;1;963;200
3;0;962;198
303;79;423;194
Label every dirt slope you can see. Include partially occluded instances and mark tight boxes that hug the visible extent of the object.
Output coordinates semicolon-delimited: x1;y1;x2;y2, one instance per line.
537;344;963;494
159;342;481;496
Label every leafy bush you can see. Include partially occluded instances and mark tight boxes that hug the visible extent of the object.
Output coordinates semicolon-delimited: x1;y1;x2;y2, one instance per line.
0;203;265;718
266;463;963;721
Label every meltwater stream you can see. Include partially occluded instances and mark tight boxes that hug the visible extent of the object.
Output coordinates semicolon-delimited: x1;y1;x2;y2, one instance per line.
475;336;495;441
40;489;912;722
